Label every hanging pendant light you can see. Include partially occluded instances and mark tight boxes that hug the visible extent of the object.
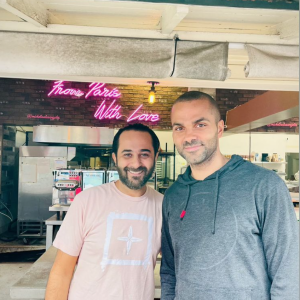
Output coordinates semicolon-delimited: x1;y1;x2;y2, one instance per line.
147;81;159;104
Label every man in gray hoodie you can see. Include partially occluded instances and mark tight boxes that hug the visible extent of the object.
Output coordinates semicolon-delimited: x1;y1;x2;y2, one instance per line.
160;91;299;300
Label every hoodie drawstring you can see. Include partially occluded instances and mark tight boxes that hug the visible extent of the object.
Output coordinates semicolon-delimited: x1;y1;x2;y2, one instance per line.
180;185;191;220
212;173;219;235
177;155;245;234
180;173;220;235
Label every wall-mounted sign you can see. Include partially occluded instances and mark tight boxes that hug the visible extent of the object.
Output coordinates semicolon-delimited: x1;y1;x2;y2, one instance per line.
94;101;159;122
48;81;121;99
48;81;159;123
267;123;297;128
48;81;85;97
27;114;60;121
85;82;121;99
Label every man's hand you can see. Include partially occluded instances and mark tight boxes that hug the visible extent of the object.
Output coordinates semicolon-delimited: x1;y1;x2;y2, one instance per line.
45;249;78;300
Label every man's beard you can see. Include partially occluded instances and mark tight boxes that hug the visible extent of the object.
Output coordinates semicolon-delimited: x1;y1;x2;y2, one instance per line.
177;134;218;166
116;164;155;190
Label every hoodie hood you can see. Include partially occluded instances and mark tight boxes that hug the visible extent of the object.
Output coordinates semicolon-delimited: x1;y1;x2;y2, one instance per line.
176;155;245;234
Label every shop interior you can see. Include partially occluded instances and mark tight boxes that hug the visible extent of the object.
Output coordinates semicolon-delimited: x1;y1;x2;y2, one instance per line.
0;0;298;297
0;117;298;242
0;89;298;300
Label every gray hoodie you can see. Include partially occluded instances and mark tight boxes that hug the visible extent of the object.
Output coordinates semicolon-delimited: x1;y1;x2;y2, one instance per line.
160;155;299;300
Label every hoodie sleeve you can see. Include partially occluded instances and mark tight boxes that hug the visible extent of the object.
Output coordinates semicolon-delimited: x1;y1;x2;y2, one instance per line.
160;194;176;300
260;177;299;300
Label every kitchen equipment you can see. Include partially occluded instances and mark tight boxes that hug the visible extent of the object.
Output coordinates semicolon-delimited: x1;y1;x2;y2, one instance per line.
18;146;74;239
82;170;105;190
107;170;119;183
0;126;16;209
89;157;95;168
33;125;114;145
95;157;101;169
52;169;81;205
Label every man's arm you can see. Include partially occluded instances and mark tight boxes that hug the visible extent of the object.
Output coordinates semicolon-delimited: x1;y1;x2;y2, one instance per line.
160;195;176;300
45;250;78;300
261;178;299;300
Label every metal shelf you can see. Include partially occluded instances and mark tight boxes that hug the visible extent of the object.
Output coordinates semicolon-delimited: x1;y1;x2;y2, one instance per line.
252;161;287;164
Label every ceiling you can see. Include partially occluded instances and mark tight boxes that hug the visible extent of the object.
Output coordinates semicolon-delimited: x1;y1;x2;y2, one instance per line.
0;0;298;91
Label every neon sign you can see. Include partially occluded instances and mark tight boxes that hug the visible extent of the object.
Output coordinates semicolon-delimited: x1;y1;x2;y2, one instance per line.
27;114;60;121
48;81;159;123
127;105;159;122
267;123;297;128
94;101;159;122
94;100;122;120
85;82;121;99
48;81;121;99
48;81;85;97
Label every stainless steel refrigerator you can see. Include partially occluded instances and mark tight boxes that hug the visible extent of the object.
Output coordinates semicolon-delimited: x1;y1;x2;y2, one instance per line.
18;146;73;238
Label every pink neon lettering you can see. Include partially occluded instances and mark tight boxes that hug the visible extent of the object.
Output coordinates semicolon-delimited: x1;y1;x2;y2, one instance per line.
27;114;60;121
86;83;105;98
48;81;84;97
127;105;143;122
48;81;159;123
267;123;297;128
86;82;121;99
127;105;159;123
94;102;159;122
94;100;122;120
150;115;160;122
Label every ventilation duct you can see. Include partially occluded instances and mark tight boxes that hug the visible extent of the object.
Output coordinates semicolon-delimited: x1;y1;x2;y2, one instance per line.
0;32;229;81
244;44;299;79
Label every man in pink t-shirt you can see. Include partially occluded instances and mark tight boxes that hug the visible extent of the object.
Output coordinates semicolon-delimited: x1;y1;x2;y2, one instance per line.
46;124;163;300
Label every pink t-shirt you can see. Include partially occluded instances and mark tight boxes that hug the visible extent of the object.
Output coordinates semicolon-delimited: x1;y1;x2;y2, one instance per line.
53;182;163;300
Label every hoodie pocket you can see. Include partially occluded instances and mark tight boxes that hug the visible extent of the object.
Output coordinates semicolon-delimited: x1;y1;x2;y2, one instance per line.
175;280;253;300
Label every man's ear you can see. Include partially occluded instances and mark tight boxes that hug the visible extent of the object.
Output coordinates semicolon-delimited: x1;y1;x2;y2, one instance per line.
112;152;117;165
155;152;159;162
217;120;225;138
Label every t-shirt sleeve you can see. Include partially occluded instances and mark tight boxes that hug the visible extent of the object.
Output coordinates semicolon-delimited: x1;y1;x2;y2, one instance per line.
53;194;85;257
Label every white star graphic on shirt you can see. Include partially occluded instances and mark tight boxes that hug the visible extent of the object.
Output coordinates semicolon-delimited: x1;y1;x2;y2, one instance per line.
118;226;142;255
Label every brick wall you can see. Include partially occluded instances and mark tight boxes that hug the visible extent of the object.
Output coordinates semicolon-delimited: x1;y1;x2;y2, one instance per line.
0;79;298;133
216;89;266;122
0;78;187;130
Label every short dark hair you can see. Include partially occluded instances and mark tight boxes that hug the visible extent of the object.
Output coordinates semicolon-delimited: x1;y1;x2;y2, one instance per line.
112;123;160;156
173;91;221;122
